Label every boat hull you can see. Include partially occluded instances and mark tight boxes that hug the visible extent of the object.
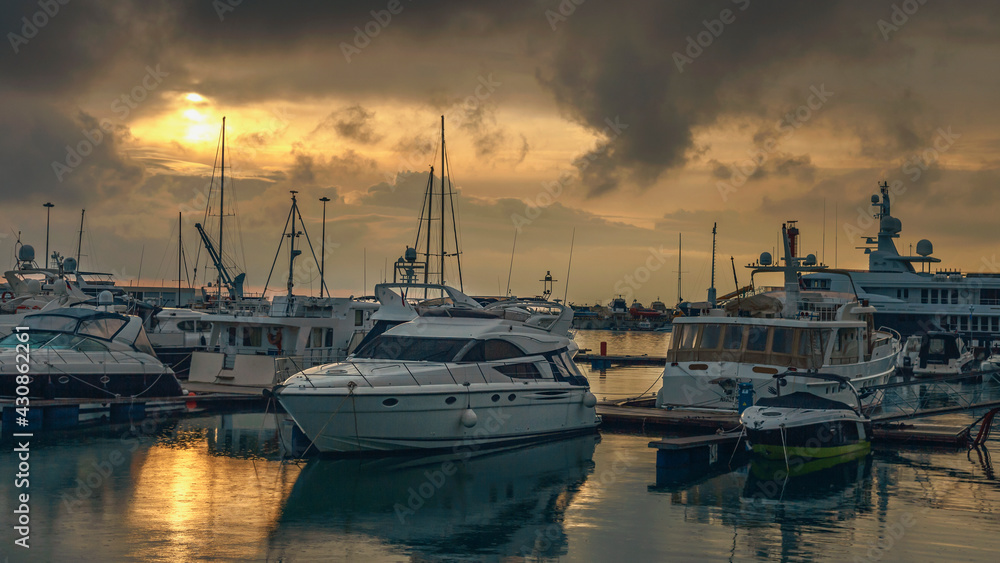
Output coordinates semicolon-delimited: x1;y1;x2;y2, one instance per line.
276;384;600;453
656;355;896;411
744;418;872;460
2;370;183;399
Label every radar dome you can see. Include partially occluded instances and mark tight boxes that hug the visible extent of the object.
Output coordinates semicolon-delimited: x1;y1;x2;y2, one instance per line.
759;252;772;266
98;290;114;306
404;247;417;263
18;245;35;262
871;195;880;204
26;279;41;294
880;216;902;234
53;279;69;295
63;257;77;273
916;239;933;257
804;253;817;266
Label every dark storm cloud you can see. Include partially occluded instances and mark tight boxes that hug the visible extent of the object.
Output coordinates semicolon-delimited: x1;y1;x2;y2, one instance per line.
312;104;383;144
0;97;144;204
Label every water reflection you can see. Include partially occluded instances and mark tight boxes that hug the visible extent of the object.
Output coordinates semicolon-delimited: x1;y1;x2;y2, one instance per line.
268;434;599;561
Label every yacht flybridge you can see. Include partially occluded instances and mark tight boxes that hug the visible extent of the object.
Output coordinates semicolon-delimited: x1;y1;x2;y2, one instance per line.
656;222;901;412
272;283;599;453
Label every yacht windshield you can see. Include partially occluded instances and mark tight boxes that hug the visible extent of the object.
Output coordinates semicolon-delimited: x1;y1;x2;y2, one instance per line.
352;336;472;362
24;315;78;333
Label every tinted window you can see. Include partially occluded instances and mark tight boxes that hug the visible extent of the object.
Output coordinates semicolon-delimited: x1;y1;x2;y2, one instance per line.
177;320;195;331
747;326;768;352
495;363;542;379
699;325;722;349
771;328;793;354
723;326;744;350
353;336;471;362
78;318;126;340
460;339;526;362
25;315;78;333
678;325;697;349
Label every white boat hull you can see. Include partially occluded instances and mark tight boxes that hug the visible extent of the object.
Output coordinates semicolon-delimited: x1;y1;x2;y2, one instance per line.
656;353;897;411
277;383;600;453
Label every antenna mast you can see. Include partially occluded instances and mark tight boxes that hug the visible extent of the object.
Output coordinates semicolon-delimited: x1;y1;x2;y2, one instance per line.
708;222;717;307
76;209;85;267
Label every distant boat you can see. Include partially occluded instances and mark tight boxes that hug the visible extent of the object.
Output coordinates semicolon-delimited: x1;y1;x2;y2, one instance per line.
898;331;976;378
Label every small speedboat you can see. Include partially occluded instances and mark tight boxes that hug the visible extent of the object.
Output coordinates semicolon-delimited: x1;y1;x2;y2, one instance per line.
0;303;183;399
907;331;976;378
741;372;871;461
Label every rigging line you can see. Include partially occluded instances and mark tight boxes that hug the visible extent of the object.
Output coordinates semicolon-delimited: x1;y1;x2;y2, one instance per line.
153;220;178;283
262;203;295;296
443;143;464;290
292;201;329;297
505;227;517;296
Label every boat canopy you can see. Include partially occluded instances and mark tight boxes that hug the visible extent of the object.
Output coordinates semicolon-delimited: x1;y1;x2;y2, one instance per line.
754;391;855;411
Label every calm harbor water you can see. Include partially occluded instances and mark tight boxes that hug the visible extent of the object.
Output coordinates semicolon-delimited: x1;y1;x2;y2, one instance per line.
3;331;1000;562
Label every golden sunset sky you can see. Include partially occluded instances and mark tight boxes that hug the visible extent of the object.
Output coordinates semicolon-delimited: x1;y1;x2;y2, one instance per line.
2;1;999;304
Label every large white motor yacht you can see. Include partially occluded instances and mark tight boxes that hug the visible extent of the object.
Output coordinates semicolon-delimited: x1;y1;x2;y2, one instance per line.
273;283;600;453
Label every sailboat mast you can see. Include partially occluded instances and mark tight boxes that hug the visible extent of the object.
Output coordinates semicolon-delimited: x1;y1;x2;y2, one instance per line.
219;116;225;305
288;191;297;297
440;115;446;285
76;209;85;266
676;233;682;304
178;212;182;307
708;222;717;307
424;167;433;283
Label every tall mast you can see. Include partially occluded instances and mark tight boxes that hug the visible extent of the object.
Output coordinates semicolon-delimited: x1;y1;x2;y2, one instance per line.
424;167;433;283
676;233;682;304
287;191;298;297
218;116;225;305
440;116;446;285
177;212;182;307
76;209;85;267
708;223;717;307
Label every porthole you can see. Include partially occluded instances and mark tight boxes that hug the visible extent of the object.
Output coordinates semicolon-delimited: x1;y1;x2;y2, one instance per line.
491;394;500;402
382;398;399;407
58;376;69;384
508;394;516;402
445;396;457;405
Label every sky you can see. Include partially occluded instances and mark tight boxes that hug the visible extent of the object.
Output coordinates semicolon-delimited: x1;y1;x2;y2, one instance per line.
2;0;1000;305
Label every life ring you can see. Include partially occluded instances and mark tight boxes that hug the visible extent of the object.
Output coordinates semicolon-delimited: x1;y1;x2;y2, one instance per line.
0;291;12;303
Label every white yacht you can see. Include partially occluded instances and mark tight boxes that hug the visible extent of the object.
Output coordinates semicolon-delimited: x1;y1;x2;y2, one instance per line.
272;283;600;453
802;182;1000;349
188;295;377;388
0;299;182;399
656;223;901;411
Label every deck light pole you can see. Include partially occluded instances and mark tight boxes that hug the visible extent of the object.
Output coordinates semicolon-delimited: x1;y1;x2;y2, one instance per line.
43;202;54;268
319;196;330;298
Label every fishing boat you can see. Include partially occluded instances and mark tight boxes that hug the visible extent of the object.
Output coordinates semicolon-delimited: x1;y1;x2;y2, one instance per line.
272;283;599;453
0;295;182;399
741;372;872;460
655;222;901;411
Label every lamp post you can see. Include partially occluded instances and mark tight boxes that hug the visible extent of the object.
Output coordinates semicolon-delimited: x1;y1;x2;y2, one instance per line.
319;196;330;298
43;202;54;268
